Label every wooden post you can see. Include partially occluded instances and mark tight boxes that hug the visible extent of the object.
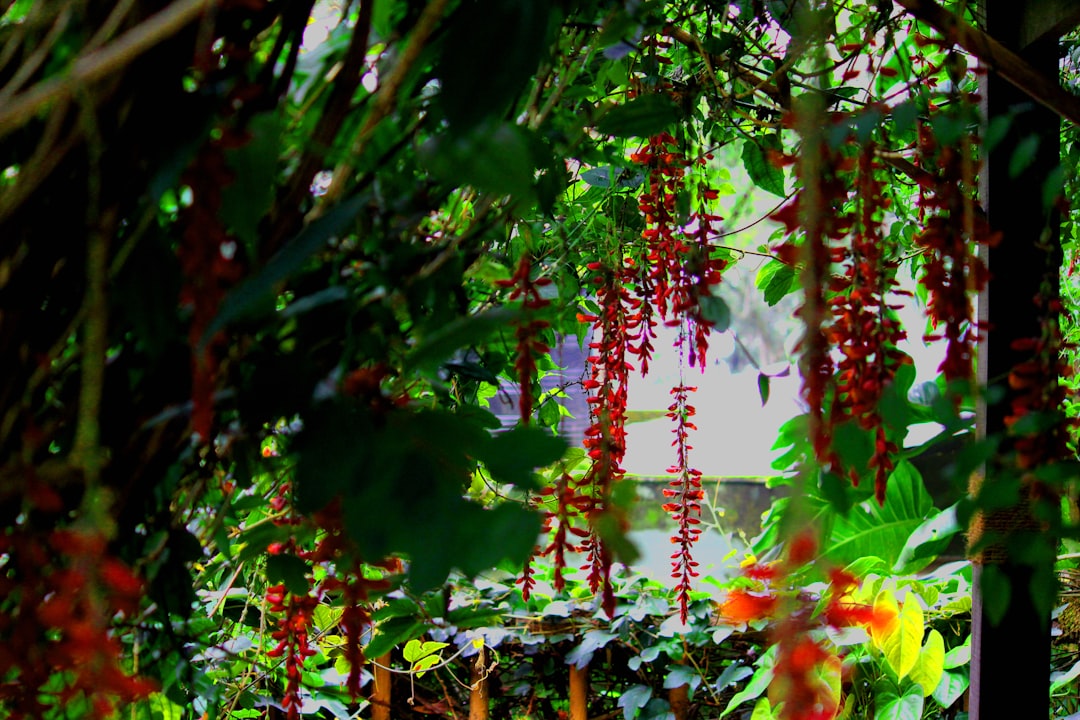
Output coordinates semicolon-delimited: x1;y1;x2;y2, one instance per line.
468;646;490;720
668;683;690;720
568;662;588;720
971;1;1064;718
371;652;392;720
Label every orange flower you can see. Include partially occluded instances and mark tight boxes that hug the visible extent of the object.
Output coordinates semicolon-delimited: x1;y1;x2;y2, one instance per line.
720;589;778;623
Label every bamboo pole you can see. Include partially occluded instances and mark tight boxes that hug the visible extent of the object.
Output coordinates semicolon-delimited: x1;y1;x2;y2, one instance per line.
568;662;588;720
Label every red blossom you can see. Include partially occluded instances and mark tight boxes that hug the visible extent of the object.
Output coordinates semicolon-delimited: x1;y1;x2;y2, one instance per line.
665;382;703;622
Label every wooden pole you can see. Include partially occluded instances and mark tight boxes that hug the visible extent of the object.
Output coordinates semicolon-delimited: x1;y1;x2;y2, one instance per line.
568;662;588;720
971;2;1061;718
468;646;490;720
371;652;392;720
668;683;690;720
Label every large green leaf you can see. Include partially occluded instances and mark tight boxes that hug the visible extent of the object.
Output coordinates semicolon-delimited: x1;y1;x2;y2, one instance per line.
894;503;961;574
873;679;923;720
220;112;282;254
741;136;786;197
203;195;366;344
908;629;945;696
721;645;776;717
755;260;797;306
439;0;554;129
420;122;547;202
296;405;545;588
882;597;924;679
478;426;568;488
405;307;519;373
825;461;934;567
596;94;681;137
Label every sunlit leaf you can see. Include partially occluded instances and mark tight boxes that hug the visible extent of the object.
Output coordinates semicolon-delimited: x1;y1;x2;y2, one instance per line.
882;595;924;680
908;629;945;696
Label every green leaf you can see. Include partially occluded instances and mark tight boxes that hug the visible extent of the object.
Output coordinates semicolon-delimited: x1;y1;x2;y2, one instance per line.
894;503;960;574
826;461;933;567
220;112;282;253
750;697;777;720
580;166;643;189
420;122;543;201
891;101;919;137
403;639;449;663
204;195;366;344
596;94;681;137
313;605;343;632
365;617;427;660
265;554;311;596
873;679;924;720
617;684;652;720
741;136;786;197
698;294;732;331
406;308;519;373
1009;133;1040;178
882;596;924;680
721;645;776;717
664;665;698;690
439;0;553;129
478;426;568;488
755;261;796;306
757;373;770;407
908;629;945;696
932;669;969;708
942;637;970;669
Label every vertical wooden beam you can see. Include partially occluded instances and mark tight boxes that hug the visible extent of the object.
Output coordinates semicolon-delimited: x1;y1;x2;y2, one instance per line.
371;653;393;720
468;646;490;720
568;662;588;720
973;2;1061;718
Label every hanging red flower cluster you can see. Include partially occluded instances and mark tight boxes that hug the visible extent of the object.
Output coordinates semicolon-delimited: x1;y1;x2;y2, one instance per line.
827;146;912;503
1006;303;1073;474
495;253;553;425
630;134;726;368
771;129;853;466
265;582;319;720
578;263;639;616
0;515;155;718
913;120;995;386
178;135;245;444
663;382;703;622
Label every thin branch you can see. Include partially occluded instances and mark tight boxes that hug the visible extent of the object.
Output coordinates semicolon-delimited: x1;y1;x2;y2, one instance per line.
895;0;1080;127
315;0;451;215
0;0;218;141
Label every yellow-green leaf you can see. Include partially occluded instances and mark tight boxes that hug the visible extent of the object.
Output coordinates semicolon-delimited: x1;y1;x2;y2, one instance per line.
413;654;441;678
403;639;449;663
871;589;900;651
908;629;945;696
751;697;777;720
882;597;925;680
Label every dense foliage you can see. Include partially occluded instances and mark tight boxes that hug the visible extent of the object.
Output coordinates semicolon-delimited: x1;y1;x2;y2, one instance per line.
1;0;1078;718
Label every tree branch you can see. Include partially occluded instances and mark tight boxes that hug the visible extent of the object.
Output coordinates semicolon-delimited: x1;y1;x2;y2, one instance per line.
895;0;1080;127
0;0;217;141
